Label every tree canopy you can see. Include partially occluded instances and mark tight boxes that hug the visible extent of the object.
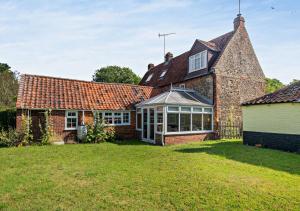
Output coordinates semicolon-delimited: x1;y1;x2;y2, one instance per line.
265;78;285;94
93;66;141;85
0;63;19;110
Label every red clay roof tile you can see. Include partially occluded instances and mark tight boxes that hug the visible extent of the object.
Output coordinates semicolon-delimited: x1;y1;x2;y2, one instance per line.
16;74;153;110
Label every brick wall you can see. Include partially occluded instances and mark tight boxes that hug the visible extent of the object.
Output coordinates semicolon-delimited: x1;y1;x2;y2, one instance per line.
16;109;138;142
164;133;214;145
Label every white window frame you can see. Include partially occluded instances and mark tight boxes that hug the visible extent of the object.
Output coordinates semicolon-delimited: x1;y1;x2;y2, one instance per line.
136;108;142;130
65;110;78;130
146;74;153;82
189;50;208;73
165;105;213;135
93;111;131;126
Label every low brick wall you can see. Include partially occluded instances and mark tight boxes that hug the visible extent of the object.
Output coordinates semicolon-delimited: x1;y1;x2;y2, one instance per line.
164;133;215;145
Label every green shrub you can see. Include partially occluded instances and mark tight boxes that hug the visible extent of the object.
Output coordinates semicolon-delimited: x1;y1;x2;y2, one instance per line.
84;120;115;144
19;113;33;146
0;129;21;147
39;110;54;145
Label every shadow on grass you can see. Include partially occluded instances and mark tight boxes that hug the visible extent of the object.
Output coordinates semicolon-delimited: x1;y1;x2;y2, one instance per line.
175;141;300;175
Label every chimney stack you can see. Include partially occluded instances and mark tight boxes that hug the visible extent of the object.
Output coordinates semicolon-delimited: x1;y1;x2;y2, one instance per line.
165;52;173;62
148;63;154;70
234;14;245;30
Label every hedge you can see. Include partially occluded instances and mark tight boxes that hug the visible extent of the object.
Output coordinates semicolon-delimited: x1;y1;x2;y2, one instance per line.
0;109;16;130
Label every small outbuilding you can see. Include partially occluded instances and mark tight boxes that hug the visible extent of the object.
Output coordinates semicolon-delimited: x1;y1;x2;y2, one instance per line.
242;81;300;152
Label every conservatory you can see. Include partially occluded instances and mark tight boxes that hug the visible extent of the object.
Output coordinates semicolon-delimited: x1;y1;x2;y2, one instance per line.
135;87;214;145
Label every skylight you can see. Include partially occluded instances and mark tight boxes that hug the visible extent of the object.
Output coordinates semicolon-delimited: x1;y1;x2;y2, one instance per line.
160;70;167;79
146;74;153;82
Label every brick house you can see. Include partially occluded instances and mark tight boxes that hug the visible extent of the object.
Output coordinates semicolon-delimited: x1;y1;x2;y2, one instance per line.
16;14;265;145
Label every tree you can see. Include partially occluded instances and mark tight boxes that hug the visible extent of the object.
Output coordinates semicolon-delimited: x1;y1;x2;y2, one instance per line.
93;66;141;85
0;63;19;109
288;79;300;85
0;63;11;73
265;78;285;94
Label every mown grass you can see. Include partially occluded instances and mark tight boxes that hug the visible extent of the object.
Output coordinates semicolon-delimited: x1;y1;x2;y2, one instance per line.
0;140;299;210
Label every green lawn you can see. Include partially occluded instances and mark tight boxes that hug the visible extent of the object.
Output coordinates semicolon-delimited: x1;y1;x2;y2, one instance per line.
0;140;299;210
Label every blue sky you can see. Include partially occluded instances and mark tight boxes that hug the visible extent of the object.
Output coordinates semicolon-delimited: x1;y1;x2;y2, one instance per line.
0;0;299;84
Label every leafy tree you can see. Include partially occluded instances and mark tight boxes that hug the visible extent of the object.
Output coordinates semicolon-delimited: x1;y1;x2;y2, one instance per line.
265;78;285;94
288;79;300;85
0;63;19;109
0;63;11;73
93;66;141;85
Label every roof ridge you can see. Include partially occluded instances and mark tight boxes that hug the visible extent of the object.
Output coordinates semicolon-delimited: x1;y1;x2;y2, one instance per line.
22;74;153;89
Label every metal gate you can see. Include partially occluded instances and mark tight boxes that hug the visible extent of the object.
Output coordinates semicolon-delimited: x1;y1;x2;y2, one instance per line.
219;121;243;139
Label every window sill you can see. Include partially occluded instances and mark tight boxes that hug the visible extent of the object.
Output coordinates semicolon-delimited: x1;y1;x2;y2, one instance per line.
64;128;77;131
188;67;207;73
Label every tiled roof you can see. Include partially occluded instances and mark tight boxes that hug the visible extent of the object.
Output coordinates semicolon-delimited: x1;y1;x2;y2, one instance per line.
16;74;153;110
243;81;300;105
140;31;234;87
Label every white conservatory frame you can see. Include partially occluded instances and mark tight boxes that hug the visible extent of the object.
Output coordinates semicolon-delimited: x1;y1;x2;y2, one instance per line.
136;105;214;144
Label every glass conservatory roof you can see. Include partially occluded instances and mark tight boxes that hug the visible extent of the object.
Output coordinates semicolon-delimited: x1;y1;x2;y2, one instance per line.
136;87;213;107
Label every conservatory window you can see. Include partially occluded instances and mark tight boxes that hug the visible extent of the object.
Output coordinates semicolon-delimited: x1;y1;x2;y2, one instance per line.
180;113;191;131
167;113;179;132
192;113;202;131
203;113;212;131
136;109;142;130
156;110;163;133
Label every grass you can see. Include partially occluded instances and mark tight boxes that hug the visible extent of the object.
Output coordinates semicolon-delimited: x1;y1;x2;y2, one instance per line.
0;140;299;210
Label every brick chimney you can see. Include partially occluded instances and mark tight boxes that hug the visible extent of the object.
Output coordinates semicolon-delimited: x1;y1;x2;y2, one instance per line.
148;63;154;70
234;14;245;30
165;52;173;62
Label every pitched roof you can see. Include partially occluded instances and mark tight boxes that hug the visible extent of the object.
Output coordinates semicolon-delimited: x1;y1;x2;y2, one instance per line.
16;74;153;110
243;81;300;105
140;31;234;87
136;87;213;107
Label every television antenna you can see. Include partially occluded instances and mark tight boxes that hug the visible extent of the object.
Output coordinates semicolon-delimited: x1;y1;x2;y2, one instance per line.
238;0;241;15
158;32;176;58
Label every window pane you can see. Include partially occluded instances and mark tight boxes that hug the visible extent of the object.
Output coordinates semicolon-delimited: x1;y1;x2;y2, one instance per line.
114;117;122;124
168;106;179;112
68;112;76;117
181;107;191;112
193;107;202;112
180;113;191;131
157;113;163;124
123;112;129;124
167;113;179;132
203;114;212;130
204;108;213;113
137;108;141;113
137;113;142;129
105;112;112;116
67;117;77;128
157;124;163;132
104;117;113;124
114;112;121;117
192;114;202;131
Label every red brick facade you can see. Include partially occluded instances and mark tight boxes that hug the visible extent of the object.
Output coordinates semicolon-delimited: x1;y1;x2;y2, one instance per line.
16;110;138;142
164;133;215;145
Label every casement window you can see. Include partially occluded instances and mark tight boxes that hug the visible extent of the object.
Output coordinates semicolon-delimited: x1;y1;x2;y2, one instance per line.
94;111;131;126
189;50;208;73
146;74;153;82
160;70;167;79
166;106;213;133
65;111;78;130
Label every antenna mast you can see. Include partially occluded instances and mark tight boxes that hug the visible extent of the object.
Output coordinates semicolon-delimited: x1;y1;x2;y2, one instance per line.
238;0;241;15
158;32;175;58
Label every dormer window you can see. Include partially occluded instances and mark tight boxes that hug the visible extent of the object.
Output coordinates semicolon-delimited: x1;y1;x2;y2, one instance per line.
189;50;207;73
146;74;153;82
160;70;167;79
